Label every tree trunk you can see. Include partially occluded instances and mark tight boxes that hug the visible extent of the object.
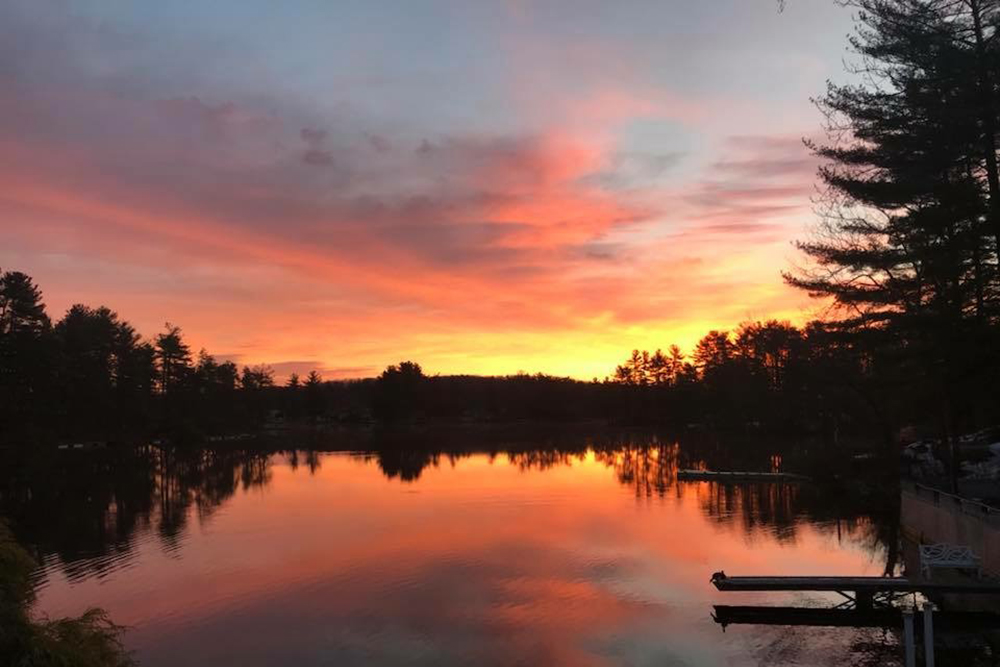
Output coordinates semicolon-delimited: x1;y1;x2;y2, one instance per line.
969;0;1000;252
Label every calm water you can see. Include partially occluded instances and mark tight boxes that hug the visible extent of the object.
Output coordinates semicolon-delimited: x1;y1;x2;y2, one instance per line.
3;437;902;666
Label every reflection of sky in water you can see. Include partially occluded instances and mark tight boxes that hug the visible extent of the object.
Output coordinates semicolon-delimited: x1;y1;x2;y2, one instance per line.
29;450;894;666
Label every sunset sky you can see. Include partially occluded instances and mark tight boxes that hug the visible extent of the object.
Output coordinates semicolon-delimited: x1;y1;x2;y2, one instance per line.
0;0;854;380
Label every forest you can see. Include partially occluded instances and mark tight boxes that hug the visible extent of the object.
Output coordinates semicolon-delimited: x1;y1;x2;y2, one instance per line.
0;263;995;444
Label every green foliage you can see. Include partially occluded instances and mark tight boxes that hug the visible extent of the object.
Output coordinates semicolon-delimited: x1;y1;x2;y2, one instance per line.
0;523;135;667
0;523;35;609
22;609;135;667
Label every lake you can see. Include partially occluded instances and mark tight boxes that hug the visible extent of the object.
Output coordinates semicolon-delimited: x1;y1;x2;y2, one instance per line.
2;433;904;666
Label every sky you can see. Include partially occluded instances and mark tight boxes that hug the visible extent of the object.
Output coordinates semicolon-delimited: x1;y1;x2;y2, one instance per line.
0;0;856;380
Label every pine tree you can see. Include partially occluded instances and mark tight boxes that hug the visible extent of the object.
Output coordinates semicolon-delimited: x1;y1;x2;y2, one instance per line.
786;0;1000;432
155;324;192;397
0;271;52;428
0;271;50;337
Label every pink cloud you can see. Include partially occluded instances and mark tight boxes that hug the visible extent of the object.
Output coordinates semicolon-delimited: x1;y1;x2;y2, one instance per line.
0;3;824;378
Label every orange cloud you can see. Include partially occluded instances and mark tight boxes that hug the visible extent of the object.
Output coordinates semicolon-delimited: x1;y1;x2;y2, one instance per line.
0;5;824;379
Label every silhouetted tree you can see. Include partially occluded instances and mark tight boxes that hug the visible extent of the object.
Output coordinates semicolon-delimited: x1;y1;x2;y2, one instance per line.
154;324;192;396
54;305;155;435
647;349;669;385
0;271;49;337
152;323;194;433
192;351;240;431
240;365;275;391
615;350;650;385
373;361;425;422
113;322;156;426
785;0;1000;439
693;330;733;376
304;370;324;420
0;271;52;429
667;345;688;386
238;365;276;423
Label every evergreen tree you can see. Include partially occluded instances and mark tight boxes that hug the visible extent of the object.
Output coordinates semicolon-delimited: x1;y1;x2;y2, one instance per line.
154;324;192;396
693;331;732;376
373;362;425;422
785;0;1000;432
240;365;275;391
0;271;52;429
55;306;121;433
304;370;324;420
0;271;50;337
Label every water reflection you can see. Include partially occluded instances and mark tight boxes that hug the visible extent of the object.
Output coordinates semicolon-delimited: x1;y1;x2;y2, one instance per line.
0;435;899;585
0;446;273;579
369;449;447;482
0;434;906;666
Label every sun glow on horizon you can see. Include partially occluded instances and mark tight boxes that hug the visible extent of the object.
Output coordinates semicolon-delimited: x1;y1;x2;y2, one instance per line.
0;0;852;380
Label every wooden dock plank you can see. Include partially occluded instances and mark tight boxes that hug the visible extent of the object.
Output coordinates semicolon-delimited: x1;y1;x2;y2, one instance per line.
677;470;810;482
712;605;1000;630
712;574;1000;595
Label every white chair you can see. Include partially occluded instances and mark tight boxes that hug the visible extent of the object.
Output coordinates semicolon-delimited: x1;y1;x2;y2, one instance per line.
919;543;981;579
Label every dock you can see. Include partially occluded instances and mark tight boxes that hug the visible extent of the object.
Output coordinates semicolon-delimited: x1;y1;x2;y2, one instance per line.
711;572;1000;609
677;470;810;483
712;605;1000;630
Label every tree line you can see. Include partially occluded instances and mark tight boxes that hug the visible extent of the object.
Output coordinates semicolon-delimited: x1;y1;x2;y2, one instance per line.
0;269;620;440
0;268;330;441
1;263;976;442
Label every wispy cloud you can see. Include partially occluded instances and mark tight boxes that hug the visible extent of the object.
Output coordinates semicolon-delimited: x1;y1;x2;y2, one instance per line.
0;0;842;378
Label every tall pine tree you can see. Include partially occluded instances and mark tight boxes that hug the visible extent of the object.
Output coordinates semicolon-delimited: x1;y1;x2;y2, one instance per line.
787;0;1000;434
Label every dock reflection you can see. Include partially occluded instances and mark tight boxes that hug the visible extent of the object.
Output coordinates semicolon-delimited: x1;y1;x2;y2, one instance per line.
713;604;1000;631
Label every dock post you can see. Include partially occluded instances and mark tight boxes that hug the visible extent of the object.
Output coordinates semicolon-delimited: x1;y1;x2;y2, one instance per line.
903;610;916;667
922;602;935;667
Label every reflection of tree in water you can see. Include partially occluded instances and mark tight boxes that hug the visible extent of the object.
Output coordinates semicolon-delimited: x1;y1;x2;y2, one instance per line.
362;433;896;558
371;450;440;481
690;477;900;573
153;447;272;547
0;445;277;580
370;450;474;481
593;441;680;497
0;435;902;583
287;449;323;475
697;482;801;543
507;449;585;472
469;436;899;573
